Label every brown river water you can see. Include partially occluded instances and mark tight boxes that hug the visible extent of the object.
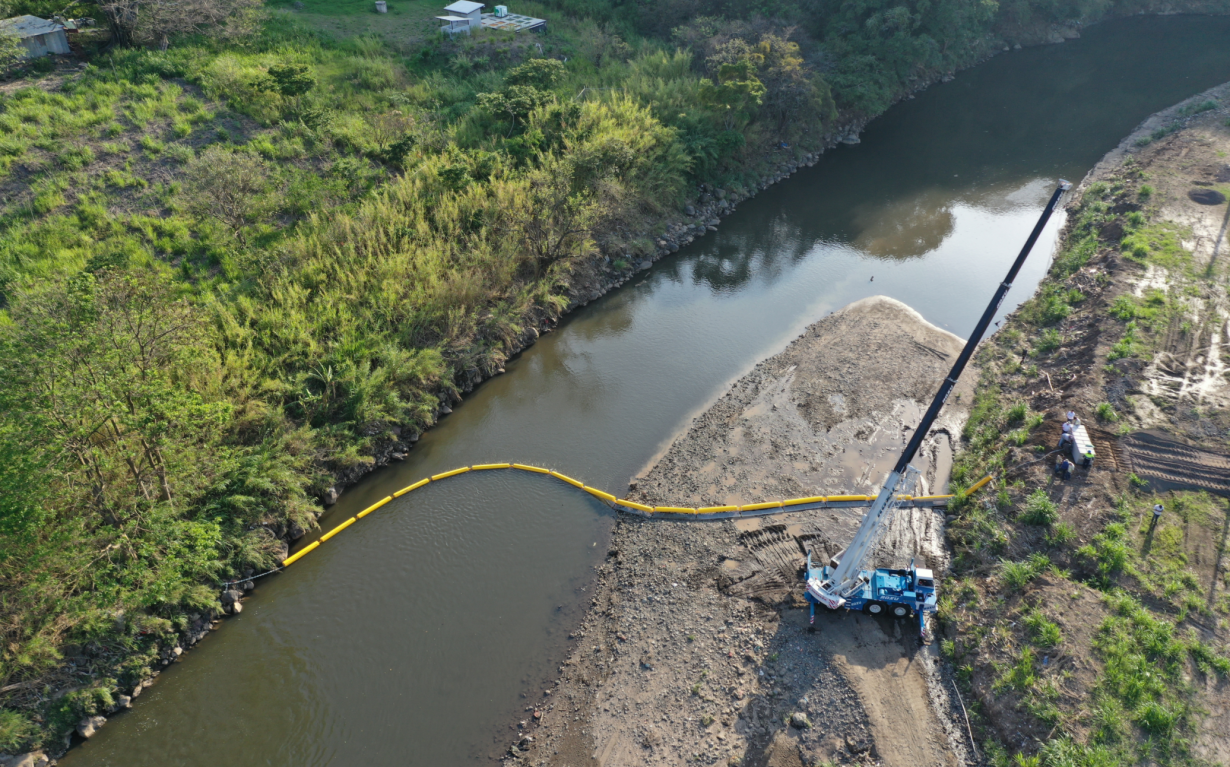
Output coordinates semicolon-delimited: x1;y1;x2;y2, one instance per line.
61;14;1230;766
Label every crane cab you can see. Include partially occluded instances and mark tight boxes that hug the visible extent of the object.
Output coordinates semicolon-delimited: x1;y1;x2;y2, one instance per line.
805;552;938;639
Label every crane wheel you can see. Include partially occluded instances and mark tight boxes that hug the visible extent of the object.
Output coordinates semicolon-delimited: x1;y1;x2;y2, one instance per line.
864;602;886;615
891;604;910;618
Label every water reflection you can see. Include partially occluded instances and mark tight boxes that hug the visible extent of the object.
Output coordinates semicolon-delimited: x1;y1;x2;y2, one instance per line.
852;190;956;259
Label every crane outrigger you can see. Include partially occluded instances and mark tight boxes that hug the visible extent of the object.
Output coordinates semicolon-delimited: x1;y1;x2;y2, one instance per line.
805;179;1072;640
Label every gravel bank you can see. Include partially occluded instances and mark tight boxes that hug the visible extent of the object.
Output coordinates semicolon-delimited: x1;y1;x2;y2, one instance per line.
508;296;978;767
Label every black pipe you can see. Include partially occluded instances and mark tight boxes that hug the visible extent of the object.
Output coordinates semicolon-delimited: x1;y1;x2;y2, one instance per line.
892;179;1071;475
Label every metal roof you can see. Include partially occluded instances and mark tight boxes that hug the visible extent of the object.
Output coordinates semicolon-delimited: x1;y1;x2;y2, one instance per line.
443;1;484;13
436;15;470;21
0;15;64;38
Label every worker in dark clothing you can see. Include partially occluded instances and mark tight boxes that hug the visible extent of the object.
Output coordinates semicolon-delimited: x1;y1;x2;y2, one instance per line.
1056;430;1073;452
1054;457;1072;481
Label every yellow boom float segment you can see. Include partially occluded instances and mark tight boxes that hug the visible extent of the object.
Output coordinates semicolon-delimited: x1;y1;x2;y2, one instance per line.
318;516;357;542
783;496;826;507
394;478;430;498
585;487;617;503
356;496;392;519
282;541;319;566
550;471;585;489
513;464;550;473
432;467;470;481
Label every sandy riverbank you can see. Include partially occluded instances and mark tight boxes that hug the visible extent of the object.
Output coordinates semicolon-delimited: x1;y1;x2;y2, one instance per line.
507;296;979;767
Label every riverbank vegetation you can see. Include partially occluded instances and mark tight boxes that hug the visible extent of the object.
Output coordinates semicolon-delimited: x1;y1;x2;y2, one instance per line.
939;103;1230;766
2;0;1230;755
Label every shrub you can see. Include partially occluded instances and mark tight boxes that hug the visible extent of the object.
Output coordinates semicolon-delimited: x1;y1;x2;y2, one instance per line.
140;135;166;155
1107;322;1142;361
1094;402;1117;422
505;58;567;89
1001;553;1050;590
1035;328;1062;354
1005;401;1029;424
1077;523;1129;581
996;646;1037;692
0;708;37;753
57;144;96;170
1136;701;1178;736
1020;489;1059;526
1024;610;1062;648
1046;522;1077;547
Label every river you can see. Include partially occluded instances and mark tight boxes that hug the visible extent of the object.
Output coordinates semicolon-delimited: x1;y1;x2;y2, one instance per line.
62;14;1230;767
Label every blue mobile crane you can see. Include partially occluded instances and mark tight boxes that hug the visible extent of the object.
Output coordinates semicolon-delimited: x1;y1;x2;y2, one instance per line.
805;179;1072;640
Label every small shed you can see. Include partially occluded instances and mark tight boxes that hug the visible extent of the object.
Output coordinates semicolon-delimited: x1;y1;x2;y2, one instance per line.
0;15;71;57
436;14;471;35
442;0;483;28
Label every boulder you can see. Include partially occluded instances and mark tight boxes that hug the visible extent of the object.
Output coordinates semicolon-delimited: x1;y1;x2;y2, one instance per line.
790;712;811;730
116;694;133;709
77;715;106;739
230;600;244;615
5;752;51;767
323;486;339;506
220;589;243;607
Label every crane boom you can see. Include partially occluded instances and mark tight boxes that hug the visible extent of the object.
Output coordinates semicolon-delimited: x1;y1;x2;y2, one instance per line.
810;179;1071;611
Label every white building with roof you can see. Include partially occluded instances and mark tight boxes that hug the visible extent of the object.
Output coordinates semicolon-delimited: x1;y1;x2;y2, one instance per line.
439;0;483;31
0;15;70;57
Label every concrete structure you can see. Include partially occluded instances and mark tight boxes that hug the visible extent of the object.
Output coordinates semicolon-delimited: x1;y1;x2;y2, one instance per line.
480;10;545;32
0;15;70;57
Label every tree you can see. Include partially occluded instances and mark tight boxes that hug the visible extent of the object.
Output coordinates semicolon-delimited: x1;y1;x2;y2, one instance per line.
0;31;24;76
99;0;263;49
698;57;765;131
369;111;417;164
180;146;271;241
511;158;598;270
476;84;551;135
754;34;836;132
264;62;315;97
0;270;225;525
504;57;566;89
